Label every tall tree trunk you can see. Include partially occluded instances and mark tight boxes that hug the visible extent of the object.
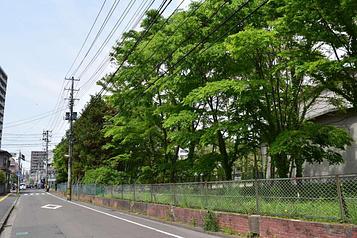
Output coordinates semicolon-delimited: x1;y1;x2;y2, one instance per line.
170;146;180;183
253;151;258;179
274;154;289;178
217;130;232;180
295;158;304;178
187;142;196;167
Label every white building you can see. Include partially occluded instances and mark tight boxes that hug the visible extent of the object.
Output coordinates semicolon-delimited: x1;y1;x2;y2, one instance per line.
30;151;46;179
304;109;357;176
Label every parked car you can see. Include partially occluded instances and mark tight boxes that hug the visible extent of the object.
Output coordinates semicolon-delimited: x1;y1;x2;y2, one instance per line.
19;183;26;190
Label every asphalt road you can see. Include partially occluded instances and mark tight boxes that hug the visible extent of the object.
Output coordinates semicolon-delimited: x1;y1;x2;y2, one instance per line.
2;189;222;238
0;193;17;223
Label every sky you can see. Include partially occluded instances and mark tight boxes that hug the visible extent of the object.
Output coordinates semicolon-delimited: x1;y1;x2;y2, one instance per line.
0;0;191;171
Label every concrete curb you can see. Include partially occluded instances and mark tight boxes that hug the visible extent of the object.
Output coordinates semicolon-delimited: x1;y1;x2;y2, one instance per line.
0;194;19;233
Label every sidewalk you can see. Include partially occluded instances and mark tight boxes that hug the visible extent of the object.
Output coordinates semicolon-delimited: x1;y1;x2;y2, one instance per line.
0;193;17;230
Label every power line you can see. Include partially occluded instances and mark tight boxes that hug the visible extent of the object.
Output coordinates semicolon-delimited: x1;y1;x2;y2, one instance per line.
98;0;232;101
64;0;108;78
49;0;107;128
77;0;144;79
100;0;173;94
135;0;186;57
50;89;71;132
61;0;197;128
3;107;67;129
76;0;155;100
2;143;58;146
77;57;111;99
199;0;270;55
3;133;52;136
75;0;157;100
143;0;257;93
144;0;231;73
70;0;122;77
75;0;172;101
47;85;67;130
105;0;270;126
49;1;109;131
143;0;205;64
53;0;174;139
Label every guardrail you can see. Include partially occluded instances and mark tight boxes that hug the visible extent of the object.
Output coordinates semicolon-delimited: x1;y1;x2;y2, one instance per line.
57;174;357;224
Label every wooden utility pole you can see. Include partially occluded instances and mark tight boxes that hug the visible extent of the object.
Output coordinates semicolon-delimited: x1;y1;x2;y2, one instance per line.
17;152;21;195
17;151;24;194
43;130;51;192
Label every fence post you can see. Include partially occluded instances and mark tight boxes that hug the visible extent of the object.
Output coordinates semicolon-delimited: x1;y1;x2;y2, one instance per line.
336;175;346;221
172;183;177;205
121;184;124;200
254;179;260;214
150;184;153;203
133;183;136;201
76;182;79;200
204;182;208;209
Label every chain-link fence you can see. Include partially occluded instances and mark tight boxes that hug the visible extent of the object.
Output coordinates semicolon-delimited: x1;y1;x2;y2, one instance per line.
56;174;357;224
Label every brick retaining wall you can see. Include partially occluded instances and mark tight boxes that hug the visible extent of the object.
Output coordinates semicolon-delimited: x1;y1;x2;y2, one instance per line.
260;217;357;238
53;192;357;238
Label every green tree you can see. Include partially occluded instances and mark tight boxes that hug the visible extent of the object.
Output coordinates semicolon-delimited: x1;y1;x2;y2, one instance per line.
281;0;357;109
53;0;355;182
225;26;351;177
72;95;112;181
53;138;68;183
270;122;352;177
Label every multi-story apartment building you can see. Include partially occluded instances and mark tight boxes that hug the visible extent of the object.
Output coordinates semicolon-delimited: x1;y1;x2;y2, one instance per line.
0;67;8;147
30;151;46;176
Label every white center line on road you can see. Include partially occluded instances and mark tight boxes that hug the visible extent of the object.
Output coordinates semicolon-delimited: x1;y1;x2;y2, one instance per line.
24;194;28;196
47;193;184;238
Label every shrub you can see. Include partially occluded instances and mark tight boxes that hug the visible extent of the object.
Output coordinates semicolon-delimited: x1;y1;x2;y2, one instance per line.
82;167;123;185
203;211;219;232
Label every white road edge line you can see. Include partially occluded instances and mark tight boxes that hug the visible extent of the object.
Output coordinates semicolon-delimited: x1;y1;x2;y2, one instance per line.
47;193;184;238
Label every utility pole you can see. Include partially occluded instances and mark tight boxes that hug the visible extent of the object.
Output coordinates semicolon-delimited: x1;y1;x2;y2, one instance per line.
17;152;21;195
65;76;79;201
43;130;51;192
36;164;39;188
17;151;25;195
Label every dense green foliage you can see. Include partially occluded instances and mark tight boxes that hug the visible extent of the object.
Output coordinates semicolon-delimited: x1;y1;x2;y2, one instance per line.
54;96;112;183
0;170;6;184
54;0;355;184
